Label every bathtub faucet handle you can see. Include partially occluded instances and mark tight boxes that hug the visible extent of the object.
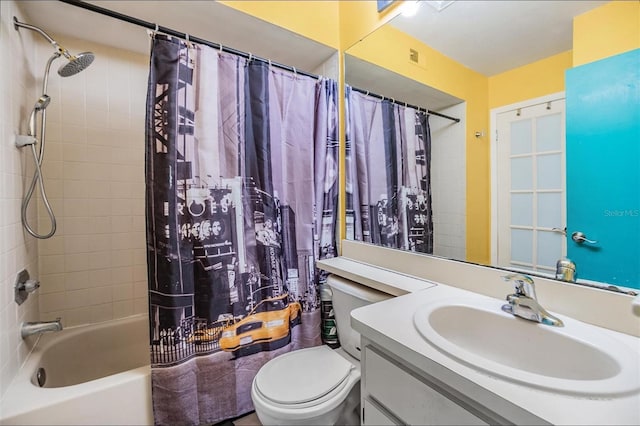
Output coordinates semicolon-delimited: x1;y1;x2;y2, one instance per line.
14;269;40;305
21;279;40;293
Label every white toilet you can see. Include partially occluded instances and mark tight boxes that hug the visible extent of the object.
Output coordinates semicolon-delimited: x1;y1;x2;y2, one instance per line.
251;275;392;425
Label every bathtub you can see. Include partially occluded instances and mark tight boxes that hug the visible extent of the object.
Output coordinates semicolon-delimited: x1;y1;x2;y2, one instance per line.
0;314;153;425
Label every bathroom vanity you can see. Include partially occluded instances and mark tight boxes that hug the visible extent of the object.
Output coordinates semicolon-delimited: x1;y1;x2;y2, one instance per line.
317;242;640;425
354;285;640;425
359;340;525;425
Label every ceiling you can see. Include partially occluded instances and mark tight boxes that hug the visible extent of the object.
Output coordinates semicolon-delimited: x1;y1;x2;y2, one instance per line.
15;1;336;74
389;0;608;76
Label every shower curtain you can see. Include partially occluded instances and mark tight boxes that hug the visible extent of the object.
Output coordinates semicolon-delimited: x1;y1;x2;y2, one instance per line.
346;86;434;253
145;35;339;425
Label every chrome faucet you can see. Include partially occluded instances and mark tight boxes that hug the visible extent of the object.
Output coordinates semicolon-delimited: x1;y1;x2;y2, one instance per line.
501;274;564;327
21;318;63;339
555;258;576;283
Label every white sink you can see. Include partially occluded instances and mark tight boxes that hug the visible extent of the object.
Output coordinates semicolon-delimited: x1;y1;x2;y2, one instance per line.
414;297;640;396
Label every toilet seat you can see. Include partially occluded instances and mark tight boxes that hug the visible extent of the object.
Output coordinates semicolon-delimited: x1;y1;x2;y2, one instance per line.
254;346;356;409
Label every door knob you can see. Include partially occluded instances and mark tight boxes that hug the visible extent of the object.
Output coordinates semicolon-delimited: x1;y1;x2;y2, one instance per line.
571;231;598;244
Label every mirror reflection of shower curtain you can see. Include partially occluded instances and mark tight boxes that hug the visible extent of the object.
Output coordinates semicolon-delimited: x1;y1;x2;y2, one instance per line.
145;35;338;425
346;87;434;253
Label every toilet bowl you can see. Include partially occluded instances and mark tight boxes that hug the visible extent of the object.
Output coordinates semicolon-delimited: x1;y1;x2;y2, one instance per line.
251;275;391;425
251;346;361;425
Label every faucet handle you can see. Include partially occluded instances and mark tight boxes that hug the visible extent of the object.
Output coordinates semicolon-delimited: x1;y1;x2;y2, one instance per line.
502;273;536;298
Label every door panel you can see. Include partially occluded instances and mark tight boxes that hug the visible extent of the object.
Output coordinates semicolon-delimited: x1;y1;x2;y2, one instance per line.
566;49;640;289
496;100;566;273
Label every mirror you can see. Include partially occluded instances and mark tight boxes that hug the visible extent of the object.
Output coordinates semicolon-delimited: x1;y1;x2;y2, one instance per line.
344;0;638;292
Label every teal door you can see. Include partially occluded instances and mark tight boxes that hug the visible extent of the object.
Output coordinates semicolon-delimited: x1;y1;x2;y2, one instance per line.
566;49;640;289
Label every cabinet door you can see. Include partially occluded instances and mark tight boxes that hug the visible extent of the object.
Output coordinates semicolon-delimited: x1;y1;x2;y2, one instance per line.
363;399;398;426
566;48;640;288
364;347;487;425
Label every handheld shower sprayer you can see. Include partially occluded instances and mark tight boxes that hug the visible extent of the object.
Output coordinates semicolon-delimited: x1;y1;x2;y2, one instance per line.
28;95;51;137
13;17;95;239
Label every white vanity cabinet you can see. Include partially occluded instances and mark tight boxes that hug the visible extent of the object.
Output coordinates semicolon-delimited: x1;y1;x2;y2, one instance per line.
361;342;488;425
358;336;550;426
361;343;487;425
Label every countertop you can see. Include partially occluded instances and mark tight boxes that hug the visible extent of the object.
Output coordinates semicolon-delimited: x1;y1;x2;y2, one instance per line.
350;283;640;425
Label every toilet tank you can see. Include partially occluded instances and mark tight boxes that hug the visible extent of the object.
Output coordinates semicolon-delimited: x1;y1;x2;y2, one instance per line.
326;275;392;360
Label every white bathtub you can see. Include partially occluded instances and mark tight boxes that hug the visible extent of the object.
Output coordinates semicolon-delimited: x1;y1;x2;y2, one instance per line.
0;314;153;425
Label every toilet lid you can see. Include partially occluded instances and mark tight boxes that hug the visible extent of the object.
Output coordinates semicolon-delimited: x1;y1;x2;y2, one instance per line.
254;346;354;405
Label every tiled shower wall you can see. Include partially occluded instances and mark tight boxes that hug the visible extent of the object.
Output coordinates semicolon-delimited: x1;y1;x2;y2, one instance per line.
0;0;40;398
1;2;150;399
431;102;467;260
35;34;149;327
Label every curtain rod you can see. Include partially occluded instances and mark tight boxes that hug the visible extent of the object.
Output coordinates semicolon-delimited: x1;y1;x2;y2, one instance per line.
349;86;461;123
58;0;320;80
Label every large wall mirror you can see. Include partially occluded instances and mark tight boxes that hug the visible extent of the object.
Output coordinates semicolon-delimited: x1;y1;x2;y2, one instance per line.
344;0;639;292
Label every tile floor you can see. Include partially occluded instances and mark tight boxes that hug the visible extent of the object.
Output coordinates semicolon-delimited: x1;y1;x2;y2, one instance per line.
233;412;261;425
215;411;261;426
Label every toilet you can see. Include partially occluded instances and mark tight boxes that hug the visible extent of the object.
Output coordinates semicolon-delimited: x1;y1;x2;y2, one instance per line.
251;275;392;425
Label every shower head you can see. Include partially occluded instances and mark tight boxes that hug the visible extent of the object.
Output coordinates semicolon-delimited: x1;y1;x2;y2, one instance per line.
34;95;51;111
58;52;95;77
13;17;95;77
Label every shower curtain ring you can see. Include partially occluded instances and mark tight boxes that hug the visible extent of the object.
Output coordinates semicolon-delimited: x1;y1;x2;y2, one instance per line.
149;23;159;38
248;52;253;62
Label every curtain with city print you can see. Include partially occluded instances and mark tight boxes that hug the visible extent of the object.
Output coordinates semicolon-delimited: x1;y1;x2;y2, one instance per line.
145;35;339;425
345;87;434;253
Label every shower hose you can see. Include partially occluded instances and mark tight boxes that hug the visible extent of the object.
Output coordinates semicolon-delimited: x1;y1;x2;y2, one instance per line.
21;109;57;239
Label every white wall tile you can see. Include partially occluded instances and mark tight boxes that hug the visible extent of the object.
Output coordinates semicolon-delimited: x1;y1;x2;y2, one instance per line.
64;271;90;291
113;299;133;319
37;273;65;294
35;33;149;336
430;102;467;260
90;286;113;305
91;303;113;323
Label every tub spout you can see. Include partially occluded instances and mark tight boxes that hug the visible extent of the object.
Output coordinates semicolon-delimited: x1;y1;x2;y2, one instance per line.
21;318;62;339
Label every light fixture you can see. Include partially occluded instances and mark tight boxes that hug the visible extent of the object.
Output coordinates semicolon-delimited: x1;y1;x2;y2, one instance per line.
401;1;421;17
425;0;456;12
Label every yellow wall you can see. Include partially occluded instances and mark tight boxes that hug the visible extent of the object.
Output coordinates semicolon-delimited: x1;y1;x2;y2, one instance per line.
489;1;639;109
573;1;640;67
338;1;403;50
347;25;491;264
488;51;572;109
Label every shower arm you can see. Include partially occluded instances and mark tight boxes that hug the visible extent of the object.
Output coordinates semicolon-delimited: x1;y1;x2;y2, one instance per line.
15;17;59;49
13;17;72;59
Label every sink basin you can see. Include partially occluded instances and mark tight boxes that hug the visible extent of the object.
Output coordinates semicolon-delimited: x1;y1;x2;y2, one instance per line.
414;297;640;396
